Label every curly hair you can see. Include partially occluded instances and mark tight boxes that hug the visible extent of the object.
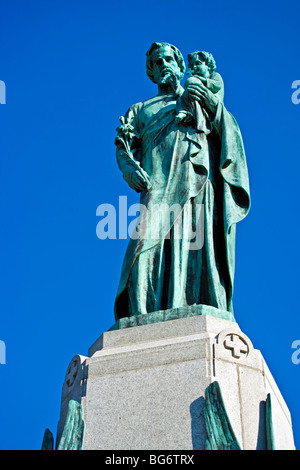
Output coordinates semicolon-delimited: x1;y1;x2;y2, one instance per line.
187;51;216;75
146;42;186;83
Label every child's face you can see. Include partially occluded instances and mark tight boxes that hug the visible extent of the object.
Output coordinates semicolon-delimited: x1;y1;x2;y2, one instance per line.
190;57;210;78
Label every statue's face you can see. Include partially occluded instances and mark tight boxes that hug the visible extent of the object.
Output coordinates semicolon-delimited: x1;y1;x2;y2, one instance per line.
190;56;210;78
151;45;181;85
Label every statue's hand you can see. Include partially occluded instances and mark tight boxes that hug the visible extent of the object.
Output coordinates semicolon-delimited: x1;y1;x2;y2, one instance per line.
123;168;151;193
185;81;219;116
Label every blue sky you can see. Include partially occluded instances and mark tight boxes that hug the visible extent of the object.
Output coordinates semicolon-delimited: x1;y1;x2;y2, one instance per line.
1;0;300;450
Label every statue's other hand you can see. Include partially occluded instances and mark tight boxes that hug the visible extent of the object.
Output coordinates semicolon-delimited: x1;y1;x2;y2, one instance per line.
186;82;219;116
123;168;151;193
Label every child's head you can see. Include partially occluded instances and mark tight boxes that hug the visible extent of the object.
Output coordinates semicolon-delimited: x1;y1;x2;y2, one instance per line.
187;51;216;78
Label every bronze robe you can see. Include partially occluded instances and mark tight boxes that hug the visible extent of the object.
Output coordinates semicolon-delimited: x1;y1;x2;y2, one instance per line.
114;91;250;321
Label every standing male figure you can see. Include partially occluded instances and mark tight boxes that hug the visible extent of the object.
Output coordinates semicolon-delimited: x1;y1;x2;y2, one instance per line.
114;42;250;322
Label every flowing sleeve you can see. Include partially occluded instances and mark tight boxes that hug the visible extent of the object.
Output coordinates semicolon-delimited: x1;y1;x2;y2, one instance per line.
212;101;250;225
211;101;251;311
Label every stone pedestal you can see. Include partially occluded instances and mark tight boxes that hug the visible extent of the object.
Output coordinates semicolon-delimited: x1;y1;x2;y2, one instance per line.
56;309;295;450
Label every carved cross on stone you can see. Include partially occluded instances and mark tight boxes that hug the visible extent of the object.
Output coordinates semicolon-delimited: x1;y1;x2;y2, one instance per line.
65;358;79;387
224;334;248;359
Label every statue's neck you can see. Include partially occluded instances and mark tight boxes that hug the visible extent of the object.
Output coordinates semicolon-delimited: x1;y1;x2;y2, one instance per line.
157;82;182;97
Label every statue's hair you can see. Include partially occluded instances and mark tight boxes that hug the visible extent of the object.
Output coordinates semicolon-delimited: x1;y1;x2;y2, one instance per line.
146;42;186;83
187;51;216;75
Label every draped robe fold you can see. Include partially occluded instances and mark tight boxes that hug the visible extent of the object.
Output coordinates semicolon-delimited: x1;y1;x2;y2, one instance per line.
114;92;250;322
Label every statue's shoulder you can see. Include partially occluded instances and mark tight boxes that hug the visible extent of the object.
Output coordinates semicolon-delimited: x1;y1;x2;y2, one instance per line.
142;94;162;105
127;95;164;117
126;98;157;115
131;95;163;111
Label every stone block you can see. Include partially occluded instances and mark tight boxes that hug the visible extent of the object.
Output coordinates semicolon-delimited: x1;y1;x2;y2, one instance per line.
56;310;295;450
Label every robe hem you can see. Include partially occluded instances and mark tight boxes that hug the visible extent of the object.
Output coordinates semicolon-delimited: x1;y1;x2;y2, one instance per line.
109;303;235;331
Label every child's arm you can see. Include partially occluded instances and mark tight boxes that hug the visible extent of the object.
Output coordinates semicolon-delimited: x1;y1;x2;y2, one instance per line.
204;72;223;94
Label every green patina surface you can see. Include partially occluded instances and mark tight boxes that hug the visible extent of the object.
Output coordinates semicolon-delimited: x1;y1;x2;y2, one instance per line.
266;393;276;450
114;42;250;325
109;303;234;331
57;400;85;450
204;381;241;450
41;428;54;450
204;382;277;450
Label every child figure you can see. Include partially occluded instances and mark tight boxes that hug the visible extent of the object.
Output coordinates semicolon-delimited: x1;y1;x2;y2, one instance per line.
176;51;224;131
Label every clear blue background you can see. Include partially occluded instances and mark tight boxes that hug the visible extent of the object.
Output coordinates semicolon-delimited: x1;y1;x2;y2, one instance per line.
1;0;299;450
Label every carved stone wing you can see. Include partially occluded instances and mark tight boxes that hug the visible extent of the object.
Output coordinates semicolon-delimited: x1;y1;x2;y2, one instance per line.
57;400;85;450
266;393;276;450
204;381;241;450
41;428;54;450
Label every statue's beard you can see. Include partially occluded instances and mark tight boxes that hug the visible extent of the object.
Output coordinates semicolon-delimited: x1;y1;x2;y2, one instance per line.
160;71;178;89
